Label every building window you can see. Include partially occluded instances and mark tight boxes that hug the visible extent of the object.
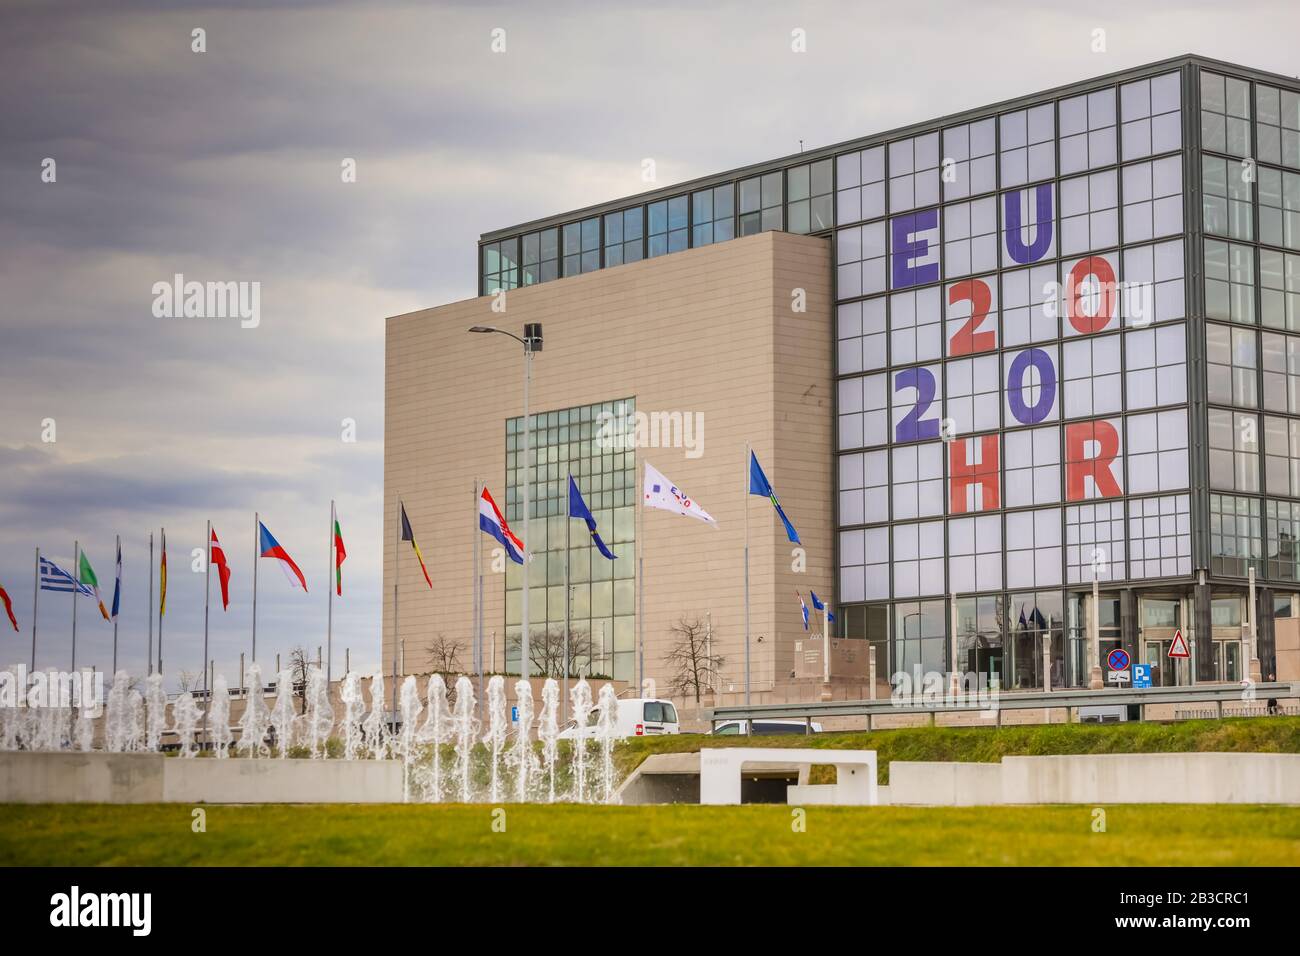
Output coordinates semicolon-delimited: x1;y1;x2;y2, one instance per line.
943;198;998;278
1062;333;1122;419
837;297;887;375
1066;500;1126;583
482;237;519;292
1255;83;1300;170
836;146;885;226
1122;239;1186;325
1263;329;1300;413
1200;71;1253;158
1261;249;1300;330
1265;415;1300;496
647;196;688;257
942;118;996;200
891;441;945;520
945;355;1001;435
1209;493;1262;577
1125;322;1187;409
691;185;734;247
1259;166;1300;251
894;599;947;678
1126;408;1190;494
888;132;940;212
1059;170;1118;256
1001;263;1058;346
521;228;559;285
1128;493;1192;578
838;450;889;527
602;207;643;267
1203;155;1255;241
1208;408;1260;492
1206;322;1258;407
1121;156;1183;243
1205;239;1256;324
999;104;1055;187
837;371;889;450
836;222;887;298
839;527;889;602
1265;499;1300;581
1006;507;1063;589
948;516;1002;593
1060;87;1117;175
562;217;600;276
892;521;946;599
739;172;782;236
889;286;943;365
1003;344;1060;425
1120;72;1181;161
787;158;833;234
1007;590;1066;690
954;594;1004;686
1004;425;1061;507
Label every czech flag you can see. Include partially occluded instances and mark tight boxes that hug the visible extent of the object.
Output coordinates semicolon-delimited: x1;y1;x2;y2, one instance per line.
258;521;307;591
479;487;523;564
211;527;232;609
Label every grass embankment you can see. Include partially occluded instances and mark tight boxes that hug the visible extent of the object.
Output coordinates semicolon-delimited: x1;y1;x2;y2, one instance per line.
2;803;1297;866
617;716;1300;783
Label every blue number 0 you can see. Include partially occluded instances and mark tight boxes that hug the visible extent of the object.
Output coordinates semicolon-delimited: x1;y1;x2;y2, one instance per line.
894;366;940;441
1006;348;1057;424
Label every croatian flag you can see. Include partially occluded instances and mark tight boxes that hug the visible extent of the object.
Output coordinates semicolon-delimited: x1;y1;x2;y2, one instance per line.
479;487;524;564
798;591;810;631
258;521;308;591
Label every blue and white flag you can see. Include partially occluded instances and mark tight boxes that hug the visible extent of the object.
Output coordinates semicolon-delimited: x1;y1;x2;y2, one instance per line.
39;557;92;596
798;591;810;631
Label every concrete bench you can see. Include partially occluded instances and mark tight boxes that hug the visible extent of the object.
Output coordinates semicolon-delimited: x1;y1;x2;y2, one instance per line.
699;747;878;806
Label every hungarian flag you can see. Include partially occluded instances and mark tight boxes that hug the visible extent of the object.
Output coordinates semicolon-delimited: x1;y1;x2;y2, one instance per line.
400;503;432;588
210;527;231;610
0;582;17;632
159;529;167;618
259;521;308;591
79;551;111;621
334;515;347;596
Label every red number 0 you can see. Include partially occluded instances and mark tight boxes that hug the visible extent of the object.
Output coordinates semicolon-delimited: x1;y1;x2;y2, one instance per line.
948;279;995;356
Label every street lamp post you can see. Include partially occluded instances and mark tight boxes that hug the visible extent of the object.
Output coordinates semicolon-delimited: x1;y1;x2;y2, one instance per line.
469;323;542;682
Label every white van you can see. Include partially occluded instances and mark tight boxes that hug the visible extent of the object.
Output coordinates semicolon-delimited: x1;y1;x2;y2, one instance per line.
710;718;824;735
558;698;680;739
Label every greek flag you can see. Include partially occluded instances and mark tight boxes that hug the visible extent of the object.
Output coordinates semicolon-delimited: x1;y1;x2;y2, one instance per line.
39;557;92;596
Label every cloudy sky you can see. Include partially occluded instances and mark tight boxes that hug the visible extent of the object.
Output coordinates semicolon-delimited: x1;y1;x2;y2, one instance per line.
1;0;1295;688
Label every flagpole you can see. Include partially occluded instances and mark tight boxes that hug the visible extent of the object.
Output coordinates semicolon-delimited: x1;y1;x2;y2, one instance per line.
392;495;399;722
30;546;39;671
743;444;751;711
251;512;258;664
637;462;645;697
112;534;120;674
148;533;153;676
474;480;483;712
71;539;79;673
203;519;211;746
563;472;571;724
158;527;165;675
823;594;830;685
327;499;334;684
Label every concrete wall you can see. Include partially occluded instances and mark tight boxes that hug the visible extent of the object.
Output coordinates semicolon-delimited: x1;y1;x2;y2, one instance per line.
889;761;1003;806
1002;752;1300;804
0;752;404;804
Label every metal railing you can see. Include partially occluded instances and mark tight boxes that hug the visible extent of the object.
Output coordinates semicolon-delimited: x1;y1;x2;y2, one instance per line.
709;682;1300;728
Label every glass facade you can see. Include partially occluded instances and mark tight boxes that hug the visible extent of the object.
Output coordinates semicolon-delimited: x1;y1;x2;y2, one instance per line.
504;398;637;681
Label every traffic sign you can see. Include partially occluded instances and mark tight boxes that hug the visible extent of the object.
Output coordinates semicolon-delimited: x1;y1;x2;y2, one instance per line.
1168;629;1190;659
1107;648;1130;671
1107;668;1131;683
511;706;519;723
1133;664;1152;689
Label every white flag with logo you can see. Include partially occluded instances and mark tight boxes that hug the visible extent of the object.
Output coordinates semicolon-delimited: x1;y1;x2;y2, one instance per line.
643;462;717;526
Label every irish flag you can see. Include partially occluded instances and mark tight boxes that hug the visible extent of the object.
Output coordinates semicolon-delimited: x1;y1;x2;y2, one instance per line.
79;551;111;621
259;521;308;591
334;515;346;596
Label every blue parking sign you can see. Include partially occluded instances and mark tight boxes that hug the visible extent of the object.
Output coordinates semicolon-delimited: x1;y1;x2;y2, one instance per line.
1133;664;1152;689
511;706;519;723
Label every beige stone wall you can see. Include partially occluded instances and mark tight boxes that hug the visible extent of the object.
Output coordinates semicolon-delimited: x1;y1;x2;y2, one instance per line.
383;232;833;700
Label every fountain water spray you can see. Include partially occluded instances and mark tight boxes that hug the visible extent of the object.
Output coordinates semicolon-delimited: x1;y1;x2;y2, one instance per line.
126;689;145;752
483;676;509;802
398;676;422;799
305;667;334;758
595;683;620;804
538;678;560;803
270;669;296;757
237;663;270;757
569;678;593;802
362;673;390;760
145;674;168;752
339;672;365;760
0;665;19;751
451;676;477;802
105;671;131;752
511;680;537;802
418;674;450;801
209;676;231;757
172;690;201;757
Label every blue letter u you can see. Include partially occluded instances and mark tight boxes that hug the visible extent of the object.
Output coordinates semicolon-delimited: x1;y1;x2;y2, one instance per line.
1004;184;1054;265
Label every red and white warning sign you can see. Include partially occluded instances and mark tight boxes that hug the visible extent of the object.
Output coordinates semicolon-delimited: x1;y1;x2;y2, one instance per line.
1168;629;1190;659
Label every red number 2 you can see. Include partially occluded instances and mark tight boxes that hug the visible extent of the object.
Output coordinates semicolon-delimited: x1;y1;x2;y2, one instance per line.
948;278;995;356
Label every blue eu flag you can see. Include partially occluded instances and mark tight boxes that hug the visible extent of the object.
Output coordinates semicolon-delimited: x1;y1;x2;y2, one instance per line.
568;476;617;560
748;452;800;544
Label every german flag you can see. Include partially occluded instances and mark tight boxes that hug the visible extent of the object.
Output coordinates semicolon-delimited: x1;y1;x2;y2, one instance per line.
400;503;432;588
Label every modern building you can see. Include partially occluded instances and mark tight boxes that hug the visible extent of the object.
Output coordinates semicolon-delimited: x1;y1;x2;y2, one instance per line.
385;54;1300;706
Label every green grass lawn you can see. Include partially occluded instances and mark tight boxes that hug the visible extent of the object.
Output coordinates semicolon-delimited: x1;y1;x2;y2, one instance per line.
2;802;1298;866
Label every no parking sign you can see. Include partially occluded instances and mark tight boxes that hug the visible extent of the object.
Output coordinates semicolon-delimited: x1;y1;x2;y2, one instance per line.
1107;648;1131;683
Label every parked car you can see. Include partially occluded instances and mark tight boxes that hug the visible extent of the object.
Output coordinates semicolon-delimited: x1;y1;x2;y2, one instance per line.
558;698;680;740
709;718;824;735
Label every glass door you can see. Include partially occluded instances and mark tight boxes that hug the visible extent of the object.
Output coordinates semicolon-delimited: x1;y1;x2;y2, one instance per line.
1139;596;1189;686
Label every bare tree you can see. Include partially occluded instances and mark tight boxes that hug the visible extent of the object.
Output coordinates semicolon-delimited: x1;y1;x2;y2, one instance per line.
428;634;466;676
288;646;311;715
509;627;599;678
176;669;199;693
665;616;725;703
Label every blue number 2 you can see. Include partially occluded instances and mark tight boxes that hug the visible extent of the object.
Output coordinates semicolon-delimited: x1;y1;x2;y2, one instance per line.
894;366;940;441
